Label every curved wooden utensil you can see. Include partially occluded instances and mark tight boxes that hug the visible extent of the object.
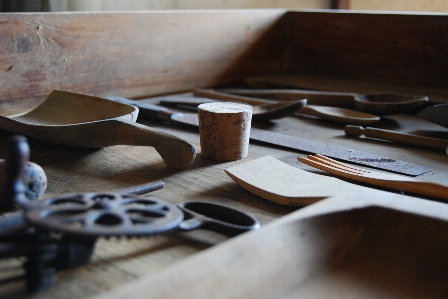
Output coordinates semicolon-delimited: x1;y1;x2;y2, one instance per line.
344;125;448;153
353;94;428;116
417;103;448;129
192;89;306;120
224;155;361;206
298;105;380;125
0;90;196;169
224;85;428;115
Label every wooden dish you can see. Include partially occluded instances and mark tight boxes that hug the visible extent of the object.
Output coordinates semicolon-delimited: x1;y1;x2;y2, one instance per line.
0;90;196;169
90;193;448;299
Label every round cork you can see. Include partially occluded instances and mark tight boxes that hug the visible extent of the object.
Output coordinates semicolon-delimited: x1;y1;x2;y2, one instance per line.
198;102;252;161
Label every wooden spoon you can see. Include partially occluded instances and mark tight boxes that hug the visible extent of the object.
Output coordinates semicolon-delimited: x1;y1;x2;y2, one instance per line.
191;89;306;120
220;87;428;116
299;105;380;125
0;90;196;169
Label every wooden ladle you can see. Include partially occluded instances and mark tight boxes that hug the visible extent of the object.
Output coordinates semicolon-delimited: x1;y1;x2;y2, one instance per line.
220;87;428;116
298;105;380;125
0;90;196;169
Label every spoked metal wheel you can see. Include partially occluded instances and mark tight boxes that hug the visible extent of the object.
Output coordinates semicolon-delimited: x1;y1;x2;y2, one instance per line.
24;193;184;238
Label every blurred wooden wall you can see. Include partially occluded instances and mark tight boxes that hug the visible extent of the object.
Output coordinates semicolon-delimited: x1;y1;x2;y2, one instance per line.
0;0;67;12
351;0;448;12
66;0;332;11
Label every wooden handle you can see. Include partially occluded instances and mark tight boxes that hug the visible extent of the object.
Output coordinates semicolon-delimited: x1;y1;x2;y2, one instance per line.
219;88;354;108
194;89;274;105
110;120;196;169
345;125;448;152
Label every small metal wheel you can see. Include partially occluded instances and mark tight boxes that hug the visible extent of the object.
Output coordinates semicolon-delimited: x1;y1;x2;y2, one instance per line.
24;193;184;238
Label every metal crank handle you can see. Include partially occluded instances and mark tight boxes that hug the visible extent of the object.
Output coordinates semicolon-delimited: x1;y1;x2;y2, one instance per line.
177;202;260;237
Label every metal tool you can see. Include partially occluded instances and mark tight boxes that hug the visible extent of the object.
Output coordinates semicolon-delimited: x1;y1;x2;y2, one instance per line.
0;135;258;293
106;96;431;176
24;193;259;238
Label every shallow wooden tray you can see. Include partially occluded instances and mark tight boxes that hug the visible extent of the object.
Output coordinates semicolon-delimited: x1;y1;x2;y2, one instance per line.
90;191;448;299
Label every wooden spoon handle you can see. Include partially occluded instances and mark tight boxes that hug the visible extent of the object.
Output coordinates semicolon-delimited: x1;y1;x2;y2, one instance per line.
193;89;274;105
345;125;448;152
111;120;196;169
219;88;354;108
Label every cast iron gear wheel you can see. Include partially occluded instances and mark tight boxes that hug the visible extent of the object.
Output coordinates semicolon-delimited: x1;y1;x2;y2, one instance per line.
24;193;184;238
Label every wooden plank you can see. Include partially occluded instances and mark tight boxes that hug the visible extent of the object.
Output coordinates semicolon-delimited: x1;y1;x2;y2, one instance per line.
0;10;288;115
282;11;448;96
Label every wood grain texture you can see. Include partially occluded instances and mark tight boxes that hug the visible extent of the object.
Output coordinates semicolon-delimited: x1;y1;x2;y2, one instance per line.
225;155;363;205
0;10;448;299
0;10;288;115
3;10;448;116
281;11;448;100
89;193;448;299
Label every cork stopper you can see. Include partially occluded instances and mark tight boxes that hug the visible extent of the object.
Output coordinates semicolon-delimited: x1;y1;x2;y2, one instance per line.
198;102;252;161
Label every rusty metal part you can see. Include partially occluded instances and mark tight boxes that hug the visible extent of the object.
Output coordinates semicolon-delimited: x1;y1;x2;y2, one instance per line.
25;193;184;237
1;135;29;213
0;135;168;293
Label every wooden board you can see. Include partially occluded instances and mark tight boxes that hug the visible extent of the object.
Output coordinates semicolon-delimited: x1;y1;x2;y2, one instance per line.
89;192;448;299
0;10;288;115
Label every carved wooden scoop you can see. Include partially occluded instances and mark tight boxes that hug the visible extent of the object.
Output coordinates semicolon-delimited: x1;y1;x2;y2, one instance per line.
0;90;196;169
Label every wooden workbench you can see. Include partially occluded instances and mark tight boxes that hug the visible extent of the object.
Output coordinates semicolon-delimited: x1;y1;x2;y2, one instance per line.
1;9;448;299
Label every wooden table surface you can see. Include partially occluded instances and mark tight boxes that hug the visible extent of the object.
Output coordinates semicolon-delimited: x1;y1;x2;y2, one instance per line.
1;94;447;299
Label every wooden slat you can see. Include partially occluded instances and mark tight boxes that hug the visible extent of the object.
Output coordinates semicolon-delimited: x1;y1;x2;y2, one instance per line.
0;10;288;115
282;11;448;95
